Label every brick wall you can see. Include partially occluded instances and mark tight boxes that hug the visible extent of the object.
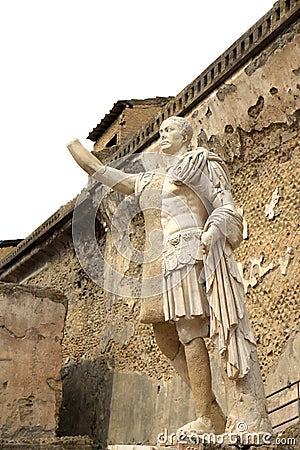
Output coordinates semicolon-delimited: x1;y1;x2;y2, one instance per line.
94;117;120;151
0;247;14;261
94;102;170;152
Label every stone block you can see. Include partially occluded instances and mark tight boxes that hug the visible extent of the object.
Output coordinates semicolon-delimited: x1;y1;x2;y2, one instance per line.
0;282;67;440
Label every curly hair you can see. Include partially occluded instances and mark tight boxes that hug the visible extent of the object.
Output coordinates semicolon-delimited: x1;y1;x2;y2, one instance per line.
162;116;193;144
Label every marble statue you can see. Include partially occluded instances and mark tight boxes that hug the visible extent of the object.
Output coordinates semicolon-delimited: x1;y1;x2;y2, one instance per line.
67;116;272;436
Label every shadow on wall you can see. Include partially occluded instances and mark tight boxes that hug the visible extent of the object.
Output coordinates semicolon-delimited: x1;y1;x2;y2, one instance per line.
57;356;114;447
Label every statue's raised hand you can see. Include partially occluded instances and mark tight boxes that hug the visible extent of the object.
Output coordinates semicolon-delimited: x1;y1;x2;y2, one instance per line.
67;139;136;195
67;139;104;176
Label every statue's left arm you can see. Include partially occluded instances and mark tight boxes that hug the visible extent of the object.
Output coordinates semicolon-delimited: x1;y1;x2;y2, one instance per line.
200;160;243;253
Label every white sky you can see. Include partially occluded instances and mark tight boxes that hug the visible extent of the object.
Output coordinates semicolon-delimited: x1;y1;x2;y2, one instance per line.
0;0;275;240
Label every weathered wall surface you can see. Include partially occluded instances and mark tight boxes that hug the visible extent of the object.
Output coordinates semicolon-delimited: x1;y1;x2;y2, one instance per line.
0;282;67;440
8;16;300;446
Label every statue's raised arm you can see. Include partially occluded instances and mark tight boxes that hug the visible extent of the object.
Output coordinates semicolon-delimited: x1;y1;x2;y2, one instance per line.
67;139;137;195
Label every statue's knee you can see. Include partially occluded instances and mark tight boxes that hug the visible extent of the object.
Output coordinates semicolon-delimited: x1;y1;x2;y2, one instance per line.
153;321;180;360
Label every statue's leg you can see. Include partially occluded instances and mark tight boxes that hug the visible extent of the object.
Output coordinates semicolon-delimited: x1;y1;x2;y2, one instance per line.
153;321;190;385
184;337;213;410
153;320;225;434
176;318;225;434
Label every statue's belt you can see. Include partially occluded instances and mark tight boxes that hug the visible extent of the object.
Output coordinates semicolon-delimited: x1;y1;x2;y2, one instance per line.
162;227;204;275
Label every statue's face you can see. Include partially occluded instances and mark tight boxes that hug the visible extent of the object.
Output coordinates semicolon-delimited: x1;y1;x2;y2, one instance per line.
159;119;186;154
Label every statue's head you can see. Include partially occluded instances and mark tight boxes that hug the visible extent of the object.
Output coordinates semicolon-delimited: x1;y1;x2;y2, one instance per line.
159;116;193;154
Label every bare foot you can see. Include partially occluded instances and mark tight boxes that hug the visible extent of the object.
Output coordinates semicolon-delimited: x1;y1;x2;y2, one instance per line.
177;416;215;436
